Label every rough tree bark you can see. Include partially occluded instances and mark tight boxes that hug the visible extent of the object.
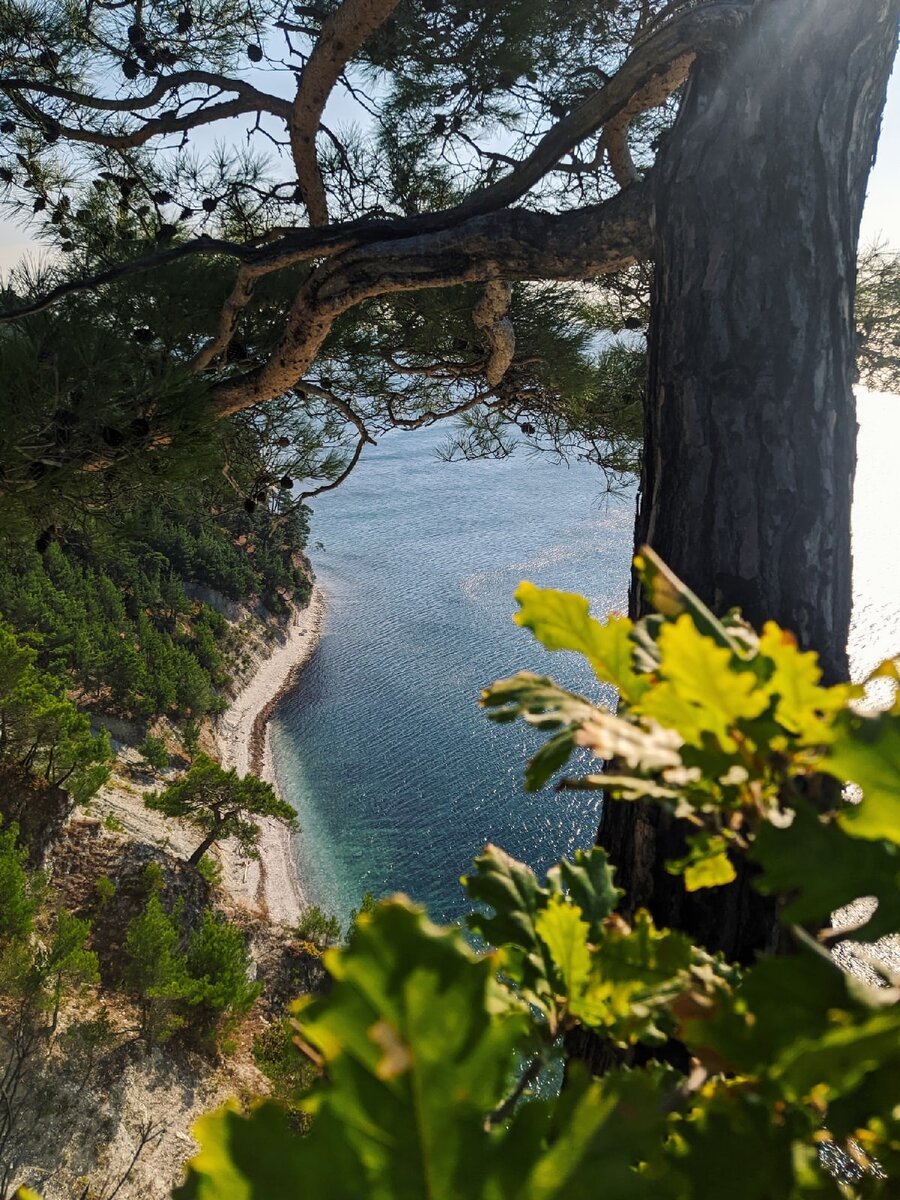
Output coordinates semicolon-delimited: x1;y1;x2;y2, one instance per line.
598;0;900;963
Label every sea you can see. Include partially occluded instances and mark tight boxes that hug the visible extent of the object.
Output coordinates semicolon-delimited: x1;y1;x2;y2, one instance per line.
269;389;900;924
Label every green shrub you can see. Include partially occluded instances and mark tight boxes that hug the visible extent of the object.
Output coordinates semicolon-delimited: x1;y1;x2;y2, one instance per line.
103;811;123;833
0;822;39;942
0;623;111;803
139;734;169;772
140;861;165;895
0;824;98;1069
346;891;376;937
196;854;223;888
123;894;187;1045
93;875;116;905
123;897;258;1048
183;910;260;1039
252;1016;316;1132
295;905;341;950
181;719;201;761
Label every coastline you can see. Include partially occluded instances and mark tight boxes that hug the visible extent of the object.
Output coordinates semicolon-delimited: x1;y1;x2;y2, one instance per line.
217;585;325;925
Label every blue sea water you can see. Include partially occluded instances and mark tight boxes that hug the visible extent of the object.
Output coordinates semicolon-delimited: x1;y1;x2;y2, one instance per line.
269;429;636;923
269;390;900;925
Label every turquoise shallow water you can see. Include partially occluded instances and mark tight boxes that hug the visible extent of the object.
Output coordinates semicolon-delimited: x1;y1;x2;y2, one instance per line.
269;429;636;923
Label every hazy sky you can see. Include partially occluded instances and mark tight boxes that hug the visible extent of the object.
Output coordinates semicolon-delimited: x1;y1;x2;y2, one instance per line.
0;57;897;272
862;63;900;247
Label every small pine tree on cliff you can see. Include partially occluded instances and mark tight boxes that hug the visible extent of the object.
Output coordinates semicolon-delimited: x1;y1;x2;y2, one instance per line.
146;753;297;866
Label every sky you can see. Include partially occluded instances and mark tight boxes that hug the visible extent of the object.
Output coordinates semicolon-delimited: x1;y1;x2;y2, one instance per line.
862;62;900;247
0;54;897;270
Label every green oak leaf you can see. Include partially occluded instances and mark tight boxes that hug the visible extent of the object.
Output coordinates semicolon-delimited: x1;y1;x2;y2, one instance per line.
512;582;646;701
822;711;900;844
180;898;533;1200
535;895;591;1008
524;725;578;791
504;1064;684;1200
482;673;686;789
639;615;769;750
666;832;737;891
578;911;695;1044
174;1101;307;1200
481;673;598;731
464;846;622;1015
678;949;855;1079
463;843;548;973
826;1064;900;1179
545;846;622;934
773;1009;900;1104
665;1081;811;1200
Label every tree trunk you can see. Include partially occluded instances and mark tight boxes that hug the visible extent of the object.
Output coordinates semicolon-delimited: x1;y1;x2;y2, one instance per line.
598;0;899;963
188;830;220;866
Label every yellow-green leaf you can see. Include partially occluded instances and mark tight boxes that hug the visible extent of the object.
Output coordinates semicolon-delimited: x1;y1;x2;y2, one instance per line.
758;621;853;743
513;582;645;701
823;711;900;844
633;546;740;651
640;615;768;749
667;833;737;891
535;895;591;1004
177;1101;305;1200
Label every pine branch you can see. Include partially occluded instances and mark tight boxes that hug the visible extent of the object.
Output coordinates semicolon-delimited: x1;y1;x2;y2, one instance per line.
289;0;401;226
212;182;654;416
0;70;290;118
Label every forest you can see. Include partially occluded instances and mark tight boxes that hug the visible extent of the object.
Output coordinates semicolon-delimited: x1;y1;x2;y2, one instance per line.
0;499;311;720
0;0;899;1195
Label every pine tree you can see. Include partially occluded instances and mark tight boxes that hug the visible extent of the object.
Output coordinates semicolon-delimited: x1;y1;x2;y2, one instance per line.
183;910;260;1036
123;893;188;1044
145;753;298;866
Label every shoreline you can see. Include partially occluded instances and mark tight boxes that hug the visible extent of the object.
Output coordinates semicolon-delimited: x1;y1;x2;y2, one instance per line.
216;585;325;925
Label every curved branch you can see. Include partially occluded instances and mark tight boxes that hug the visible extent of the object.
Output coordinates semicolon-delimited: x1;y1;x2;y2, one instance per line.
290;0;401;225
211;180;653;417
0;221;374;323
296;381;376;444
439;0;749;225
191;267;256;371
0;70;290;118
382;353;481;378
385;387;499;431
602;52;694;188
297;431;368;501
48;95;282;150
0;1;743;326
